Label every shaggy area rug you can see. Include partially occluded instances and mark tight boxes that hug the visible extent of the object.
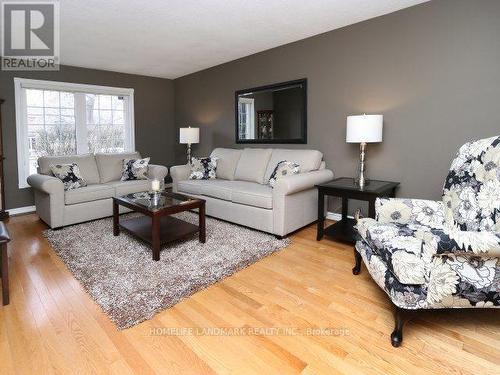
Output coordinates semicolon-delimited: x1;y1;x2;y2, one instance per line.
44;212;289;329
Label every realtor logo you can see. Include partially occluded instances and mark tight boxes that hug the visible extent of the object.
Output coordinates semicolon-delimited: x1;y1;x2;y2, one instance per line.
1;0;60;70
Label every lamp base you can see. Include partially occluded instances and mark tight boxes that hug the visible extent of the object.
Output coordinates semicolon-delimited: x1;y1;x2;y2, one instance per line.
353;177;370;187
355;142;368;190
186;143;192;164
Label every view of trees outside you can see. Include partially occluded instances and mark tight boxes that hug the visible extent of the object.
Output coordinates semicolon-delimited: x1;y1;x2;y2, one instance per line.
26;89;76;174
26;89;126;175
85;94;125;154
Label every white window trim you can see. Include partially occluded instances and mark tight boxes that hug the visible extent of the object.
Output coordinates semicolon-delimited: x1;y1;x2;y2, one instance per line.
14;78;135;188
238;97;255;139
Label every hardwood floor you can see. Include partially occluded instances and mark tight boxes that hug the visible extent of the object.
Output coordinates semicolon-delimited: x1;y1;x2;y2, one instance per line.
1;214;499;374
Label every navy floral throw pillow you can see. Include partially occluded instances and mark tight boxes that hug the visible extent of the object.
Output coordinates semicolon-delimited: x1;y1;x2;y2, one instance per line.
121;157;150;181
189;157;217;180
50;163;87;191
268;160;300;188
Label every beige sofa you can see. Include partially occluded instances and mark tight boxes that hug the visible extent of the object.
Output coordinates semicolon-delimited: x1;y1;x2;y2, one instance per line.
171;148;333;237
27;152;168;228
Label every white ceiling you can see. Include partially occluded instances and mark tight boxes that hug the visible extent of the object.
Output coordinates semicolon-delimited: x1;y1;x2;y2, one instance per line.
61;0;429;79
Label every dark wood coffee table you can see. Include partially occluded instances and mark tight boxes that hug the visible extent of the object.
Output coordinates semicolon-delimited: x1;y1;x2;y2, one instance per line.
113;191;206;261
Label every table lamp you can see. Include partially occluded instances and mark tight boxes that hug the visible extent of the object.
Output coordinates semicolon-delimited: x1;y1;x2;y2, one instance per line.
179;127;199;163
346;114;383;189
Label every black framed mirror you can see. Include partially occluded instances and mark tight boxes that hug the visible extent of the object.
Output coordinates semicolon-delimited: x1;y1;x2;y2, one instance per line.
235;78;307;144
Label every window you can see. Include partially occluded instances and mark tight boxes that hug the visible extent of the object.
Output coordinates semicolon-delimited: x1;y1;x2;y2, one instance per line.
238;97;254;140
15;78;134;188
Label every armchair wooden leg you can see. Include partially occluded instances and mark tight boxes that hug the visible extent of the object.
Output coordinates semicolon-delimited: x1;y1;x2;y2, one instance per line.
352;249;362;275
391;306;411;347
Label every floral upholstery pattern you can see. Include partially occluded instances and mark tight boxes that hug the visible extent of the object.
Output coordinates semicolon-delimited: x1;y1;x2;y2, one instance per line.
443;136;500;232
50;163;87;190
356;136;500;310
188;157;218;180
357;219;436;285
268;160;300;188
121;157;150;181
375;198;445;228
356;240;499;309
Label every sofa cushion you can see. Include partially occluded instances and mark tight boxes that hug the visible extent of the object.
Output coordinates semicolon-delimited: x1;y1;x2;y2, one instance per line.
178;179;233;201
201;180;233;201
105;180;150;196
95;152;141;183
38;154;100;184
264;149;323;182
234;148;272;184
178;179;272;208
177;180;210;195
210;148;242;180
64;184;115;205
231;181;273;209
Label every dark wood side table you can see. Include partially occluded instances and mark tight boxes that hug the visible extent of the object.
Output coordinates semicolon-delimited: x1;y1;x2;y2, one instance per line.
316;177;399;244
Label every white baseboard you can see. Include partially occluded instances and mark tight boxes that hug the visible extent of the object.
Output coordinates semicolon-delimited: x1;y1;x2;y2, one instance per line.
326;211;354;221
6;207;349;219
7;205;36;215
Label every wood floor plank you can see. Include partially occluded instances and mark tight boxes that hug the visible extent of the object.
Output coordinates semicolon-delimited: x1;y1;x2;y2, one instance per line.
1;214;499;374
0;308;16;375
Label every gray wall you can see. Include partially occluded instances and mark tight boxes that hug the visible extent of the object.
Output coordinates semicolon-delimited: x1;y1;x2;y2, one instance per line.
174;0;500;211
3;0;499;213
0;65;175;209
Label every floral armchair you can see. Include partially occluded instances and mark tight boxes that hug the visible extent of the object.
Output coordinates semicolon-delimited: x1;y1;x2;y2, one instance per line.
354;135;500;347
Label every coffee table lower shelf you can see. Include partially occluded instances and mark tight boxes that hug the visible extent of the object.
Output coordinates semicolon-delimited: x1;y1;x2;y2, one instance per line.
119;215;200;250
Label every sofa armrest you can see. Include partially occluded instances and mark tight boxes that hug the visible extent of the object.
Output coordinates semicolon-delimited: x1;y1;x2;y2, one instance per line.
27;174;65;228
147;164;168;181
273;169;334;196
170;164;191;192
432;227;500;257
27;174;64;195
375;198;445;228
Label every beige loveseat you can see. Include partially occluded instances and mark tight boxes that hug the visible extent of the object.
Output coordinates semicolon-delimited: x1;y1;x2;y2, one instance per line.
27;152;168;228
170;148;333;237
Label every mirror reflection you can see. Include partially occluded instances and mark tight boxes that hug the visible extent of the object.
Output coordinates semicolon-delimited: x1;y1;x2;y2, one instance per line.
235;79;307;144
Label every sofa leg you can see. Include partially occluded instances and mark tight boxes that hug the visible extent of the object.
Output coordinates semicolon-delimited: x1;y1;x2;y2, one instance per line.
352;249;362;275
391;306;410;347
275;235;284;240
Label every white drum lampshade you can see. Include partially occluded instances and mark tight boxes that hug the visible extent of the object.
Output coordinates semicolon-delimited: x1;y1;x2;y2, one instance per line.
180;127;199;163
179;127;199;144
346;114;383;189
346;114;383;143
